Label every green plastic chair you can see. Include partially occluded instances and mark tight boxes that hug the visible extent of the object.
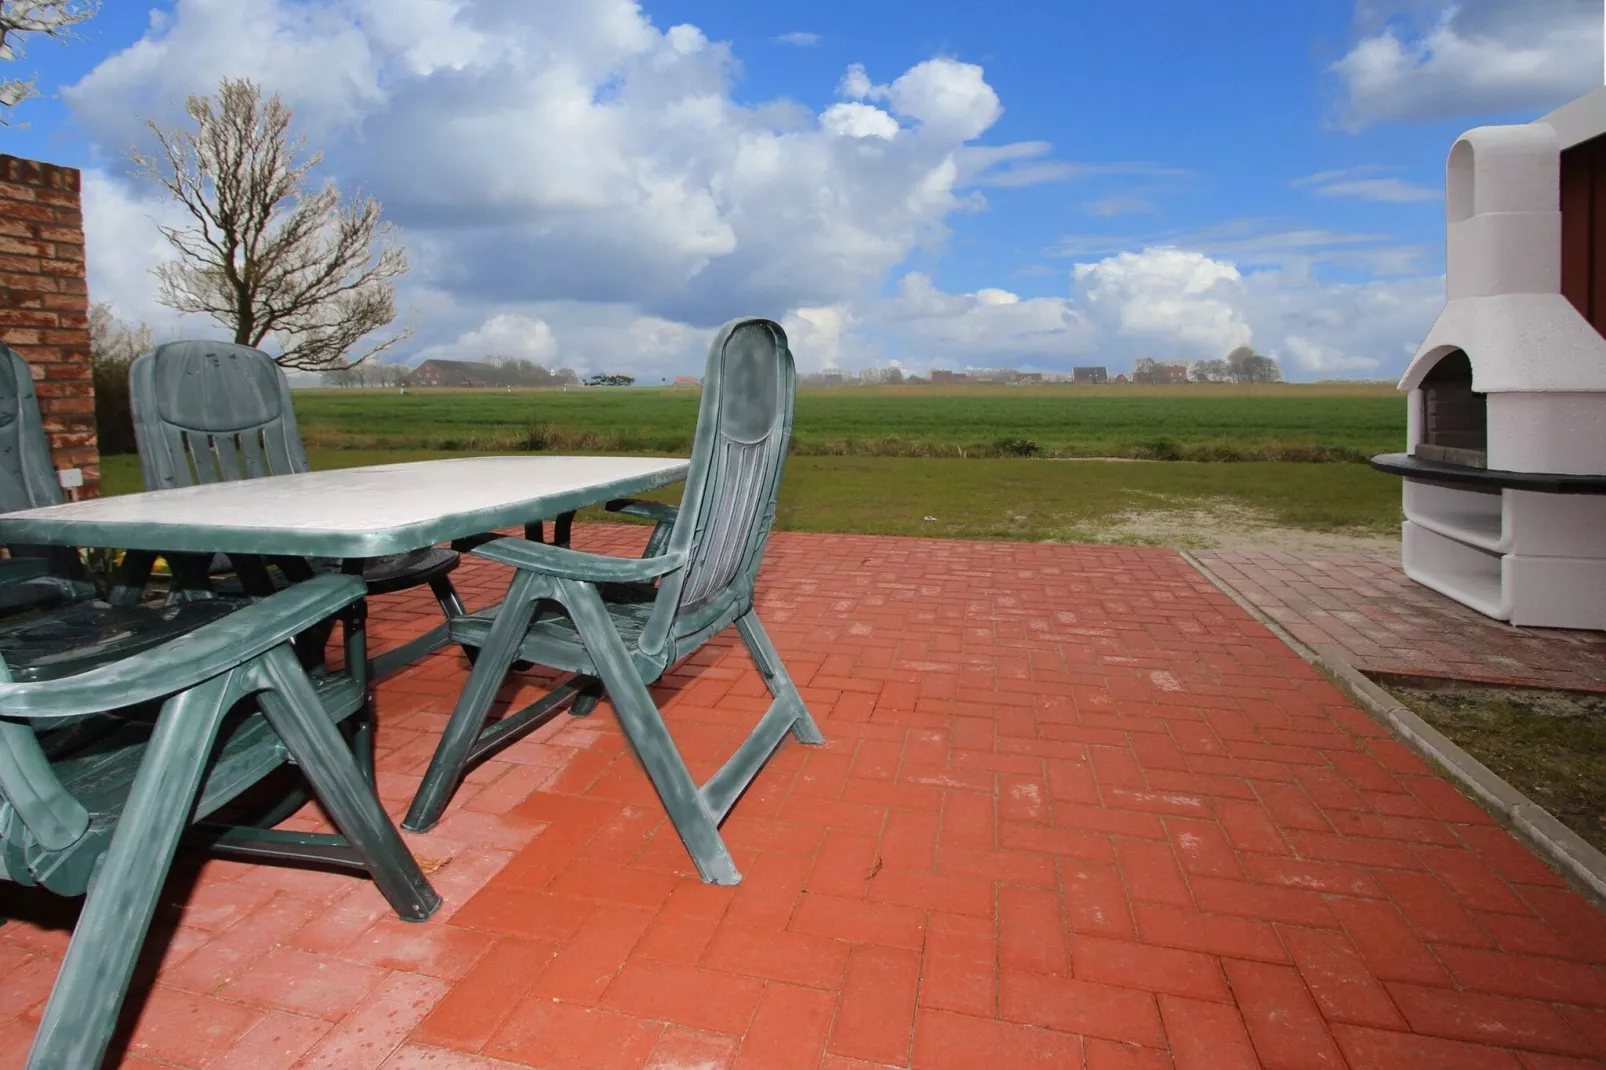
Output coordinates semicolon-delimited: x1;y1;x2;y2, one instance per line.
0;342;93;613
404;317;823;885
129;341;467;673
0;572;439;1069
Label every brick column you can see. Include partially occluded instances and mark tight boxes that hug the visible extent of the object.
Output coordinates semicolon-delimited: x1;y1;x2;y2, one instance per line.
0;155;98;498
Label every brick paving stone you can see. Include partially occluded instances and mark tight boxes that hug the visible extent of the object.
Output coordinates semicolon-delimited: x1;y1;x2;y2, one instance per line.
1195;548;1606;690
2;527;1605;1067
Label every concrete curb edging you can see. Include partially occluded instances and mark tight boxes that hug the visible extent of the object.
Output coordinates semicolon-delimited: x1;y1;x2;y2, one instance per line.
1180;549;1606;902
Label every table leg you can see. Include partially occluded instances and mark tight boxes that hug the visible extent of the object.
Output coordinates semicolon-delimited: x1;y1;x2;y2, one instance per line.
228;554;279;596
107;550;157;607
163;552;215;602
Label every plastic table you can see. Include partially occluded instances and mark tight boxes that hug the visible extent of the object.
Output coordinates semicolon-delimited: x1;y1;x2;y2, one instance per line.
0;455;690;672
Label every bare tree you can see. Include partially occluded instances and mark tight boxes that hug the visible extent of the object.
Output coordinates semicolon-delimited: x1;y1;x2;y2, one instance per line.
131;78;410;373
1131;357;1163;385
1225;345;1283;384
88;301;154;366
0;0;97;125
87;302;152;453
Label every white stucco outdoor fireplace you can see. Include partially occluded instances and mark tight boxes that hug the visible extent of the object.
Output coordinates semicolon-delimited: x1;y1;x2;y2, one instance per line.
1371;88;1606;631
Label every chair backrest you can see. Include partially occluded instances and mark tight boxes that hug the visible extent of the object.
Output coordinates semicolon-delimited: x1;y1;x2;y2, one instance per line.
640;318;795;657
0;342;64;513
131;341;310;489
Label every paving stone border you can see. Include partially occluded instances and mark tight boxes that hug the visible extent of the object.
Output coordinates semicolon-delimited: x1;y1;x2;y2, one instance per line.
1182;549;1606;903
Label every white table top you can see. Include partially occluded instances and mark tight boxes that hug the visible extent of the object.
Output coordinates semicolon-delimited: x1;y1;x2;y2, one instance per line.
0;455;690;558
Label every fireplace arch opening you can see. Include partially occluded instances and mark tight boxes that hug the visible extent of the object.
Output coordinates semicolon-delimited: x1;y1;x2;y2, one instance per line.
1416;349;1487;468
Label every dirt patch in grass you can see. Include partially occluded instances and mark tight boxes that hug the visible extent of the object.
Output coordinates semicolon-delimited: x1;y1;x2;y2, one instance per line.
1382;678;1606;854
1081;495;1399;554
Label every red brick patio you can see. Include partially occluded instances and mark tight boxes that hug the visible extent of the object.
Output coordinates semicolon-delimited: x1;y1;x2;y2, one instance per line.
4;527;1606;1068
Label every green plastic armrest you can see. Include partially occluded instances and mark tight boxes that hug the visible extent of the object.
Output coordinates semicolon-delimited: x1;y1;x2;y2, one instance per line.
0;573;367;719
471;536;685;583
605;499;680;524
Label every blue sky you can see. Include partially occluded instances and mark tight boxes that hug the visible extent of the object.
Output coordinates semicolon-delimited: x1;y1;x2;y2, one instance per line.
4;0;1602;380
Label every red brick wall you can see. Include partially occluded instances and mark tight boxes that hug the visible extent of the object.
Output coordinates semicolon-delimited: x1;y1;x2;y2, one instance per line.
0;154;98;498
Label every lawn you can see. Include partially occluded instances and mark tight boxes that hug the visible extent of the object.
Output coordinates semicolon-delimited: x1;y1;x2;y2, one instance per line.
1387;680;1606;854
98;450;1404;545
289;382;1406;462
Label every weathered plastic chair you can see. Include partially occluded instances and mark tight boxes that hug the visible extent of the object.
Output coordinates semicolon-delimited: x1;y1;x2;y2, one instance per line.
404;317;823;885
0;572;439;1069
0;342;93;613
129;341;466;673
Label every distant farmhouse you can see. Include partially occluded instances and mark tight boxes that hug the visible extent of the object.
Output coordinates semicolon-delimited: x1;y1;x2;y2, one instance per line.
410;359;490;388
931;369;967;384
1131;358;1192;385
406;357;579;388
673;375;702;386
1072;366;1108;384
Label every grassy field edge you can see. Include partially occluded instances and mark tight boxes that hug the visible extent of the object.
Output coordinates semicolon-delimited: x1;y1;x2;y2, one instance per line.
98;450;1405;546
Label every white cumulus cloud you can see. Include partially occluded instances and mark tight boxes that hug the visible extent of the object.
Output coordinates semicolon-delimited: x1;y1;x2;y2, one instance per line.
67;0;1024;363
1074;247;1253;357
884;58;1002;142
782;306;858;371
1281;335;1381;374
80;170;207;340
1331;0;1601;129
820;102;899;140
413;312;558;365
876;273;1095;366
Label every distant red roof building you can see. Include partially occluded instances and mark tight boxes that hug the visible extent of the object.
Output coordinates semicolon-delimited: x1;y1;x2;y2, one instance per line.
410;359;489;387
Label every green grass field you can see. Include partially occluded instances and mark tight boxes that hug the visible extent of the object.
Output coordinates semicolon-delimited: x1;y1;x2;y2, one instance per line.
98;450;1404;545
94;383;1407;546
291;382;1405;462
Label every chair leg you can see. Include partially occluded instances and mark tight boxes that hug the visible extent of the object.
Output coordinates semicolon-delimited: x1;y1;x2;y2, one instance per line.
569;677;602;718
27;674;238;1070
252;644;440;921
346;701;378;784
404;570;543;832
556;578;741;885
736;611;825;746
